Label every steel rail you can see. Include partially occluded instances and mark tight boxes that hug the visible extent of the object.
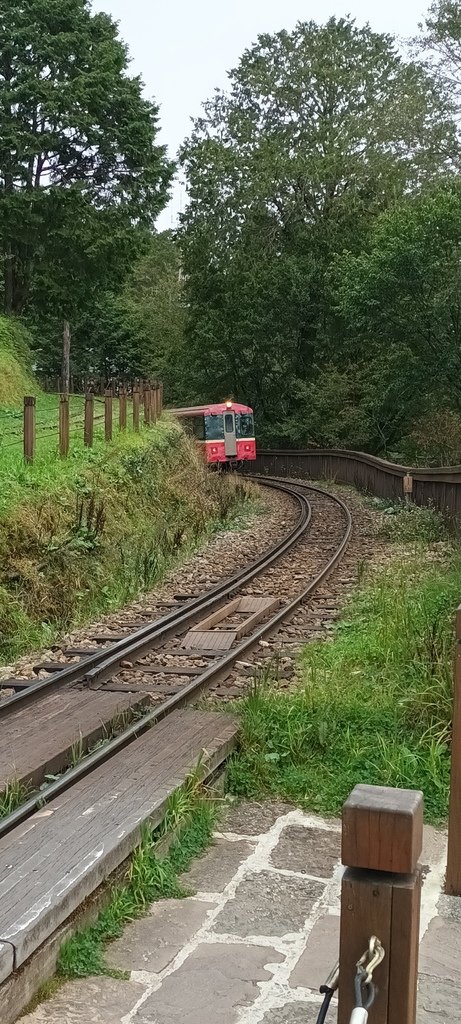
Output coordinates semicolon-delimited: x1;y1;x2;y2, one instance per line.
0;479;310;716
0;479;351;839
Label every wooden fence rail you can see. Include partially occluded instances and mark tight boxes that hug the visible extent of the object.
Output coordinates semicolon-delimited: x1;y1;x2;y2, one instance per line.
245;449;461;527
1;384;163;465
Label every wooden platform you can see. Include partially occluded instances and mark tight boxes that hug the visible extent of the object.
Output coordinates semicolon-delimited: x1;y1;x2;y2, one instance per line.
0;688;152;791
0;709;238;983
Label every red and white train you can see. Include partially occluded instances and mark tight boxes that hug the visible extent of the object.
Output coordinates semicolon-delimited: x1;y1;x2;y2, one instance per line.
170;401;256;467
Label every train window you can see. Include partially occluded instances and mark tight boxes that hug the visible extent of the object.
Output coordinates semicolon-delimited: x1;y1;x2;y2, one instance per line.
236;413;254;438
224;413;234;433
205;414;224;440
191;417;205;441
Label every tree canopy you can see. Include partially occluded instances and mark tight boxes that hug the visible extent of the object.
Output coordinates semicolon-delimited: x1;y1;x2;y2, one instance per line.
0;0;173;323
179;17;457;438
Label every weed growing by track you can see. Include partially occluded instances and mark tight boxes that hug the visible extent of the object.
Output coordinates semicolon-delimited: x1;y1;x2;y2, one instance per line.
0;777;29;818
228;547;459;824
57;772;219;979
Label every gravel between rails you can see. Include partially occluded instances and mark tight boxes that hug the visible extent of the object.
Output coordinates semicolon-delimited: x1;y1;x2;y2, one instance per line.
0;486;297;689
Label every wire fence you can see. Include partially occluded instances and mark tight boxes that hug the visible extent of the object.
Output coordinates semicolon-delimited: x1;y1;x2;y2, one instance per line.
0;383;163;464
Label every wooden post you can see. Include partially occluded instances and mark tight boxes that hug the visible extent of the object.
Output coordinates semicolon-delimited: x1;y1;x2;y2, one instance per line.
23;396;36;464
133;387;140;432
159;382;163;416
143;386;151;427
104;388;113;442
84;393;94;448
338;784;423;1024
62;320;71;396
403;474;413;504
446;606;461;895
59;394;69;458
119;387;127;431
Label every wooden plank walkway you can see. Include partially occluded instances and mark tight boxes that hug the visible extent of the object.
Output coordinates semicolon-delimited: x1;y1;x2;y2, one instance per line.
0;709;238;983
0;688;152;791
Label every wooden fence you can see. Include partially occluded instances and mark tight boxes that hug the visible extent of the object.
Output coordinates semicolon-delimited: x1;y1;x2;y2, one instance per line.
245;448;461;527
2;383;163;465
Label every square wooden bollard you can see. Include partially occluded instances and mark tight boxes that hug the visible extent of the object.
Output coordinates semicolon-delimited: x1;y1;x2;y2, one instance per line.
342;784;423;874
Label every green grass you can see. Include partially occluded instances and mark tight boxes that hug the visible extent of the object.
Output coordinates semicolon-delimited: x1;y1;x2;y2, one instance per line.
0;315;38;407
57;771;218;979
0;419;259;662
0;393;124;519
228;551;460;824
0;777;29;818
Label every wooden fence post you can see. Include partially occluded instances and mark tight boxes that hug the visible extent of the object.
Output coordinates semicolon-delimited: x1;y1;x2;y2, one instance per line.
403;474;413;504
143;385;151;427
84;393;94;448
446;606;461;895
159;382;163;416
59;394;69;458
23;396;36;464
133;387;140;432
104;388;113;442
119;387;127;431
338;784;423;1024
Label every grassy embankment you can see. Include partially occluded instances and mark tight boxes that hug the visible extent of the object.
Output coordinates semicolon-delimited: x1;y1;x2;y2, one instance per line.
0;318;258;663
228;500;457;824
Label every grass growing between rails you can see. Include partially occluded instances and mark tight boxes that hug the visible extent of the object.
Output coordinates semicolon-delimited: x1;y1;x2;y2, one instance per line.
57;772;219;980
0;419;260;662
228;549;460;824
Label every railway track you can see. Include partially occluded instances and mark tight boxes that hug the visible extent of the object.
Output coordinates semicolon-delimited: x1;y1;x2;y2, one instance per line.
0;477;353;1017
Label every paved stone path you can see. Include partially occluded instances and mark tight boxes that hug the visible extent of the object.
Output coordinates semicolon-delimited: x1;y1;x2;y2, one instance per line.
21;802;459;1023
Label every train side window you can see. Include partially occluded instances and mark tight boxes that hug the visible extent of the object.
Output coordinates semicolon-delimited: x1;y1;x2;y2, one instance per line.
205;415;224;440
191;417;205;441
224;413;234;432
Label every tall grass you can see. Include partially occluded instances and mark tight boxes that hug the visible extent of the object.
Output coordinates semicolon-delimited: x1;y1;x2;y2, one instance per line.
228;553;460;823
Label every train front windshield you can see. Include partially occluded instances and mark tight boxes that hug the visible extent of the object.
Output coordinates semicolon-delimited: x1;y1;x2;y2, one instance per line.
236;413;254;438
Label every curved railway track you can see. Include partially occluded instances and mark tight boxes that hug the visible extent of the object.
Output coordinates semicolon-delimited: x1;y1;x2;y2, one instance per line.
0;478;356;1017
0;477;352;839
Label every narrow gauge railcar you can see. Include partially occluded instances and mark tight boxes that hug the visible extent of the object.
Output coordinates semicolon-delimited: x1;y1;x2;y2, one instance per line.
170;401;256;467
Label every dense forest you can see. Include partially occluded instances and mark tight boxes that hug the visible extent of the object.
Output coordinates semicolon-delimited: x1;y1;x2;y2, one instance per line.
2;0;461;459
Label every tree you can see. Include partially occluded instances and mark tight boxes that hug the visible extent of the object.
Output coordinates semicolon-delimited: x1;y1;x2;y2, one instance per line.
333;185;461;419
417;1;461;111
0;0;173;318
70;232;186;395
179;17;456;438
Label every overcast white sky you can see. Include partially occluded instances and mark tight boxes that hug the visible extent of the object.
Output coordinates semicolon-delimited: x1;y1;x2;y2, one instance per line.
95;0;428;228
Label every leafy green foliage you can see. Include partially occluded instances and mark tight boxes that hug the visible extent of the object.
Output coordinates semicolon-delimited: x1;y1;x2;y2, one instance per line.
377;501;448;543
228;551;458;823
0;0;173;370
179;16;455;442
334;185;461;421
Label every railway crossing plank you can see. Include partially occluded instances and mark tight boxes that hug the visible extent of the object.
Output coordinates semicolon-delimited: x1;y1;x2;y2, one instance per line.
0;689;151;791
0;709;238;977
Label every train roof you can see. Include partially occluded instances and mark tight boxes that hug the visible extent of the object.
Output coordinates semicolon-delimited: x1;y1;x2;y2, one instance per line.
169;403;253;417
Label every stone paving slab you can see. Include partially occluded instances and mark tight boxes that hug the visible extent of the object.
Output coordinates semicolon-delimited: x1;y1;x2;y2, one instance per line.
270;825;340;877
135;943;284;1024
289;915;340;990
180;837;254;892
107;898;214;974
20;976;146;1023
19;802;455;1024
